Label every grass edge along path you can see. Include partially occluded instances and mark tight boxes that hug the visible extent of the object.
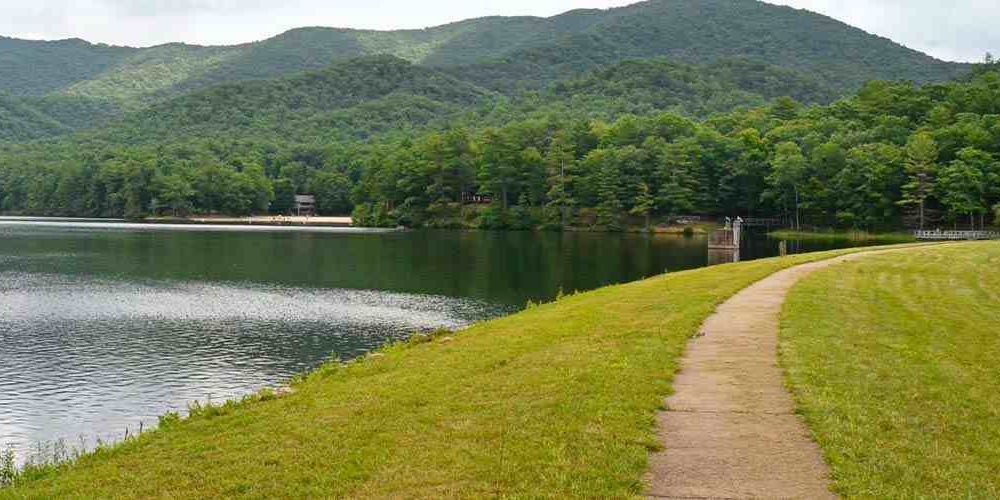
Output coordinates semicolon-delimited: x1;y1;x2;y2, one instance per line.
780;242;1000;498
3;244;920;499
769;230;916;244
646;251;915;498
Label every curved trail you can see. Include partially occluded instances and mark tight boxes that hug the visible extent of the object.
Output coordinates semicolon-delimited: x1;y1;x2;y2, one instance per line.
647;249;914;499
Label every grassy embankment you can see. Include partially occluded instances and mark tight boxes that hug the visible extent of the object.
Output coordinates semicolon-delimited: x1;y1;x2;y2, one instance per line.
781;242;1000;497
0;246;895;498
769;229;916;243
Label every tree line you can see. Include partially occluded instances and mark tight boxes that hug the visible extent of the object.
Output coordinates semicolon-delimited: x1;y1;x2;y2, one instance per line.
0;139;354;219
352;72;1000;230
2;71;999;230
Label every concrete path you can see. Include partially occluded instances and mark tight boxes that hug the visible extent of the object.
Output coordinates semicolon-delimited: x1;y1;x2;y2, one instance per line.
647;251;897;499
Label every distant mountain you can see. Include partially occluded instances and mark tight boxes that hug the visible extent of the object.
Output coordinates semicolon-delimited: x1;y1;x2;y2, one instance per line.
0;1;995;225
549;58;840;116
102;56;495;144
0;94;122;142
0;37;132;96
444;0;970;94
0;0;969;104
0;95;67;141
74;55;863;147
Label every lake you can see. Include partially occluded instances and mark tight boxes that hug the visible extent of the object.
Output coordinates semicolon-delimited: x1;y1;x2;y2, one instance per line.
0;219;861;461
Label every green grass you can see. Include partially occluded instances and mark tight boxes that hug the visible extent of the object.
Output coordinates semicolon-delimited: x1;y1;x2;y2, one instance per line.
780;242;1000;498
769;229;916;243
1;246;898;499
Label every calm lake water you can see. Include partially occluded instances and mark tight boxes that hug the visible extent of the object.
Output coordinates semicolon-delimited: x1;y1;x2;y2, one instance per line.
0;219;863;460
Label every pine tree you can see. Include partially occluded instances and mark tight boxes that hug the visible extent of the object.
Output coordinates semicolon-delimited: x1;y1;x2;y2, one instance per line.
938;150;987;228
899;132;939;229
630;182;656;231
767;142;807;230
478;129;520;210
545;130;576;227
596;162;623;231
657;141;699;219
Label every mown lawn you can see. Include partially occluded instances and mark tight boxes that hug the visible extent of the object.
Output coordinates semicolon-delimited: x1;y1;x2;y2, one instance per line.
780;242;1000;498
4;246;889;499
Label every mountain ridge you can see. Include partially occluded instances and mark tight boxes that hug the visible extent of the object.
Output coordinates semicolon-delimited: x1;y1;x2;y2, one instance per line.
0;0;975;143
0;0;969;101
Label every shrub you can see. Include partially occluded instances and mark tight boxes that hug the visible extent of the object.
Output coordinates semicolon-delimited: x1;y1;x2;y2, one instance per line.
1;445;15;487
476;205;507;229
157;412;182;429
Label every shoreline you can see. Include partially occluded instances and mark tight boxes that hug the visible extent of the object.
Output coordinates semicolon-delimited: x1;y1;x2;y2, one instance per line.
1;244;924;496
0;219;398;234
145;215;354;227
0;215;353;228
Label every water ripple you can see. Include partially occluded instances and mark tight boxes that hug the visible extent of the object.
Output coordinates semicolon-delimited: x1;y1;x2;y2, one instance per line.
0;271;502;461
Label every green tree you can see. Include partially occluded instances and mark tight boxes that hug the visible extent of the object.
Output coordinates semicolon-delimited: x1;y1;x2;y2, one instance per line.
835;144;905;229
630;182;656;231
156;174;195;216
279;162;310;193
767;142;807;230
899;132;939;229
478;128;520;210
271;178;296;214
596;162;623;231
313;171;353;215
937;155;986;228
655;141;698;218
118;159;156;220
545;130;576;227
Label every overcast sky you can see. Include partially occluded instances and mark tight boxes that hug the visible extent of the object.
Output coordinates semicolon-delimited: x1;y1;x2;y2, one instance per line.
1;0;996;63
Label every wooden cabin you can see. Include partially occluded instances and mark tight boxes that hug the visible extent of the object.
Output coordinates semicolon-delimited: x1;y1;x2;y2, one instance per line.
462;192;494;204
294;195;316;216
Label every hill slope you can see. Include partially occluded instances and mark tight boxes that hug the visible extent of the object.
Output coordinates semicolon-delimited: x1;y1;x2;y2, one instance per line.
0;0;969;105
104;56;495;144
75;55;843;146
0;37;134;96
0;94;123;142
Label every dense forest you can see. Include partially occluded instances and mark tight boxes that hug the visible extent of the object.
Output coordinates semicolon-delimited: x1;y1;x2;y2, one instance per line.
2;65;999;230
2;0;965;99
0;0;992;230
0;53;871;212
0;0;969;141
348;70;1000;231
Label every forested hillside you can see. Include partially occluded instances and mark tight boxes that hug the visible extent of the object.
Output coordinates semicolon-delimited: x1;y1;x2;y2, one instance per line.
0;0;990;229
0;37;132;96
348;70;1000;231
0;0;968;126
0;53;849;217
551;58;839;117
71;56;838;146
106;56;494;143
0;95;123;142
2;63;999;230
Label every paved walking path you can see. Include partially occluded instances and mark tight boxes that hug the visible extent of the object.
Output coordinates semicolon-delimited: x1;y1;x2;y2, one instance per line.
647;251;904;499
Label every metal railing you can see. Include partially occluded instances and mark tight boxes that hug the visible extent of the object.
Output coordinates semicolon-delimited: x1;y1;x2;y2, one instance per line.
914;230;1000;240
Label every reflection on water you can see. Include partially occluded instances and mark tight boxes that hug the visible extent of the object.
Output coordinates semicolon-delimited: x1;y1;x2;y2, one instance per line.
0;270;495;459
707;248;740;266
0;223;714;305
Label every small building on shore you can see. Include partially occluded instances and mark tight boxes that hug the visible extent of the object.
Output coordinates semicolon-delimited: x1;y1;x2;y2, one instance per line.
294;195;316;216
462;192;494;204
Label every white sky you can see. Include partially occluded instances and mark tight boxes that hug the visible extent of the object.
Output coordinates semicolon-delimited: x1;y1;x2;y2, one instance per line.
1;0;996;63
